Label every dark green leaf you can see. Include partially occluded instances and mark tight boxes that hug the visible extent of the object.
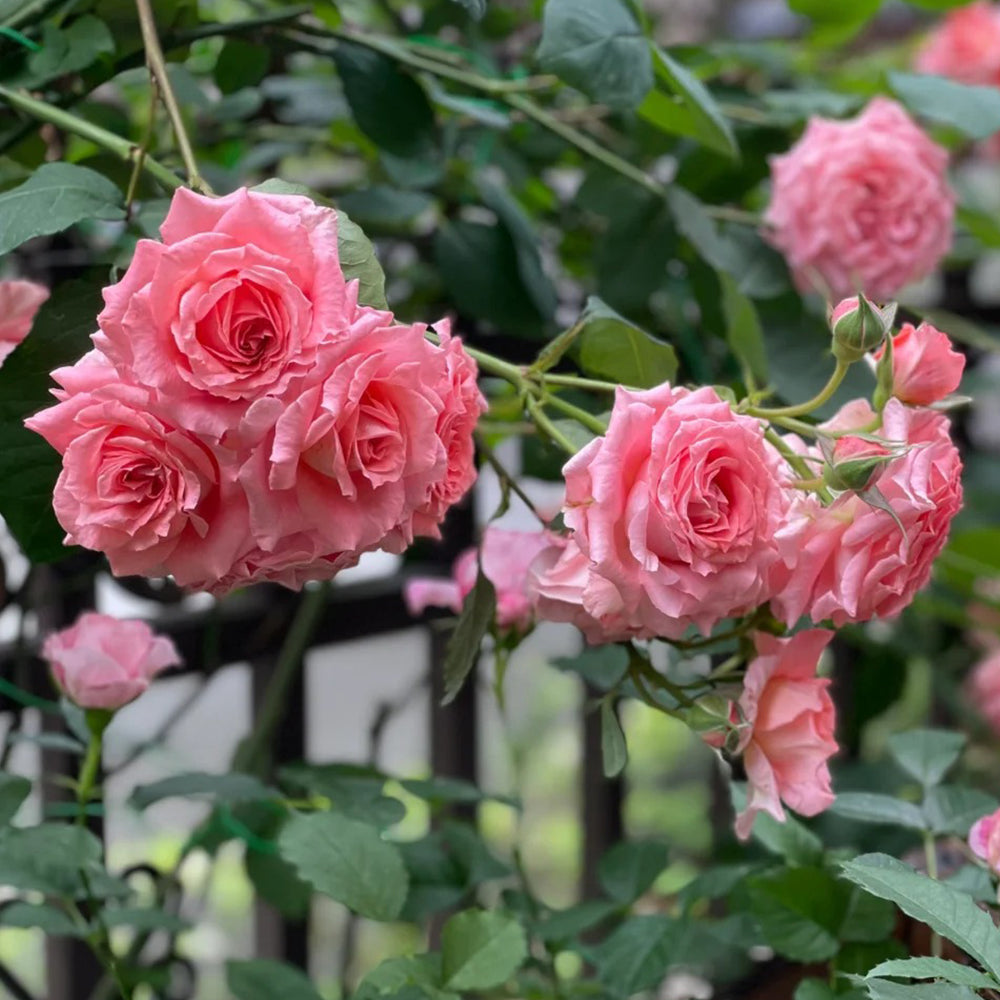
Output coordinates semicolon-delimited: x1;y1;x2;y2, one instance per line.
16;16;114;88
0;901;83;936
355;955;457;1000
246;847;312;920
129;772;275;810
0;773;30;825
279;762;404;828
887;730;965;788
0;279;109;560
535;900;619;943
441;568;496;705
226;959;323;1000
448;0;486;17
0;163;124;255
333;41;439;161
575;295;677;388
864;981;979;1000
278;811;408;921
730;784;823;865
600;700;627;778
889;72;1000;140
441;909;528;991
598;840;669;903
840;853;1000;980
214;39;270;95
101;908;190;933
828;792;927;831
796;981;865;1000
924;786;998;836
551;646;629;691
639;47;737;158
537;0;653;110
588;914;677;994
789;0;880;25
866;957;998;989
400;776;517;809
720;274;767;385
338;186;434;231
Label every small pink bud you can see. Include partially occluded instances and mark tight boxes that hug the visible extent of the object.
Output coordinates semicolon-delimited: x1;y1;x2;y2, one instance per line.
829;295;895;363
823;435;894;492
873;321;965;406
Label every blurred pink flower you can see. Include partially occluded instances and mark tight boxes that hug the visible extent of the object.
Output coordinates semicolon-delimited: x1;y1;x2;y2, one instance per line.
0;279;48;363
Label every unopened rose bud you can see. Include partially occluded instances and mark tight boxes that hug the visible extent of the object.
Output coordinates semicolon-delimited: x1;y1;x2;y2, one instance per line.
829;295;896;363
691;694;739;749
823;435;893;492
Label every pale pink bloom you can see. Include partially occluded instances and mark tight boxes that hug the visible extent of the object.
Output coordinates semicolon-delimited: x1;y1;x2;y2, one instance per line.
770;399;963;627
528;535;644;645
968;651;1000;736
765;97;955;301
735;629;837;840
874;321;965;406
95;187;352;401
562;384;790;640
970;806;1000;874
25;351;249;587
406;527;552;633
42;612;180;711
0;280;48;363
915;2;1000;86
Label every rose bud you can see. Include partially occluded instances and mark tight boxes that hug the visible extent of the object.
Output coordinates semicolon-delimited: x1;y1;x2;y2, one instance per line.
829;295;896;364
822;435;895;493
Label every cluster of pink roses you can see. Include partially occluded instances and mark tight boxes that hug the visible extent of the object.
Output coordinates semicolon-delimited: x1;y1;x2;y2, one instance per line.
26;188;485;594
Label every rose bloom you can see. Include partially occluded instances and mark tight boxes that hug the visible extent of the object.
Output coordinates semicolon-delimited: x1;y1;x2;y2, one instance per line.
970;806;1000;875
967;651;1000;737
405;526;552;633
0;279;48;363
915;2;1000;87
874;321;965;406
26;351;249;586
236;310;484;577
771;399;963;627
42;612;181;711
95;187;352;401
735;629;837;840
562;383;790;640
765;97;955;301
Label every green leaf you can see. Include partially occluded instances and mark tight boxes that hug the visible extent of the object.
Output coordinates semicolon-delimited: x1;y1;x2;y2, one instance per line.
789;0;881;25
839;886;898;944
449;0;486;16
864;981;979;1000
16;16;114;88
840;853;1000;981
278;811;408;921
129;772;275;810
0;901;83;936
744;867;845;963
535;900;619;943
720;273;767;385
598;840;670;903
600;699;628;778
639;47;737;158
0;278;110;561
867;957;998;989
828;792;927;831
101;908;191;933
441;909;528;991
279;762;405;829
214;39;270;94
441;568;496;706
338;186;434;231
796;981;866;1000
333;41;439;161
887;729;965;788
400;776;517;809
588;914;677;994
537;0;653;110
0;163;124;256
889;71;1000;140
0;773;30;826
355;955;457;1000
575;295;677;388
730;784;824;865
924;786;998;836
551;646;629;691
226;959;323;1000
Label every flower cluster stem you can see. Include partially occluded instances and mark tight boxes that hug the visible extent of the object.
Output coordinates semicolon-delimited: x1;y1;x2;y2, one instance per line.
748;362;849;420
134;0;211;194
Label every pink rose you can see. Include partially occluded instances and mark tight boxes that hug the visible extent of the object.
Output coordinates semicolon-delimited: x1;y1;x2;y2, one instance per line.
405;526;552;633
735;629;837;840
235;311;480;575
25;351;249;586
874;321;965;406
562;384;790;640
94;187;351;401
0;279;48;363
771;399;963;626
42;611;181;710
915;2;1000;87
765;97;955;301
968;651;1000;737
528;535;640;645
970;807;1000;874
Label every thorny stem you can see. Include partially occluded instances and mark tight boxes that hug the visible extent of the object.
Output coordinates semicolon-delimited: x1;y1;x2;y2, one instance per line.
923;830;943;958
134;0;211;194
0;84;182;190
